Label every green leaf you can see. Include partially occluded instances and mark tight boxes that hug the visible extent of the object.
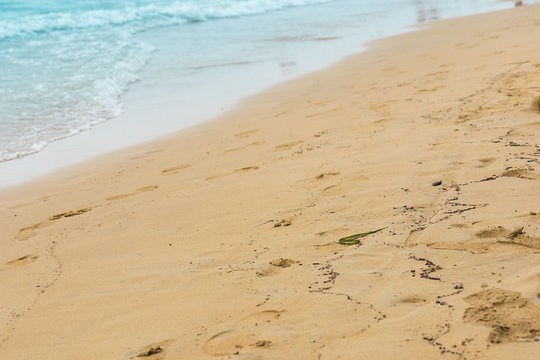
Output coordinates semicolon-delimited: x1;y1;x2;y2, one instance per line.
338;227;386;245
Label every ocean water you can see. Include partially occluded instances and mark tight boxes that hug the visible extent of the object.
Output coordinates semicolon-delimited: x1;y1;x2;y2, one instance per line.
0;0;522;186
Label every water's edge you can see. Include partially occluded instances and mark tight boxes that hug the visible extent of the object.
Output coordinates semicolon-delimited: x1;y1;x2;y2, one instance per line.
0;0;521;189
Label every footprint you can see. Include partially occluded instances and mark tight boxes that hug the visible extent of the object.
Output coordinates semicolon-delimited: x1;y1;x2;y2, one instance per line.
463;288;540;343
274;140;303;151
314;228;353;252
205;174;228;181
237;309;283;327
132;339;174;359
6;254;39;266
106;185;158;201
373;118;392;125
314;242;347;253
369;103;390;111
485;226;540;250
234;129;258;138
273;219;291;227
501;168;538;180
235;166;259;173
425;70;449;77
49;208;92;220
161;164;191;176
256;267;280;277
223;146;244;154
17;221;54;241
429;226;540;252
428;142;458;151
224;141;266;154
404;229;423;247
207;166;260;181
530;95;540;112
16;207;93;240
316;228;351;237
417;85;444;93
477;157;496;168
257;258;298;277
400;297;427;305
321;176;368;195
204;310;282;356
313;130;328;137
475;226;508;239
204;330;269;356
313;101;330;107
273;258;296;267
314;172;340;181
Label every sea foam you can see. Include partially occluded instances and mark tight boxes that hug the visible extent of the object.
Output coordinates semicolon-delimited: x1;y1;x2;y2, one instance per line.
0;0;332;40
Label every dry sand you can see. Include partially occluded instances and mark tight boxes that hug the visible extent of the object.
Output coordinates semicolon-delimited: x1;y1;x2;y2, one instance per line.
1;4;540;360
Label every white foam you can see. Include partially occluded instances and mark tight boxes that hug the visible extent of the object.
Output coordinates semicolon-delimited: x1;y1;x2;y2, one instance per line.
0;0;332;40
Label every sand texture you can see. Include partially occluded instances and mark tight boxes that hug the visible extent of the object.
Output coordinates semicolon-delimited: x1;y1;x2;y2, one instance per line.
1;5;540;359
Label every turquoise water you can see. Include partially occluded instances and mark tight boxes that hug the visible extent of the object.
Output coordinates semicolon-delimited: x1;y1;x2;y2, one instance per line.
0;0;333;162
0;0;522;185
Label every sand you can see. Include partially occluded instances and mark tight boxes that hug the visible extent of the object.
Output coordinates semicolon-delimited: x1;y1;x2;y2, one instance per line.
1;4;540;359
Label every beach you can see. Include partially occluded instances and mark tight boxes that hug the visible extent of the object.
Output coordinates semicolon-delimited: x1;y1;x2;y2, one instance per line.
1;2;540;359
0;0;515;188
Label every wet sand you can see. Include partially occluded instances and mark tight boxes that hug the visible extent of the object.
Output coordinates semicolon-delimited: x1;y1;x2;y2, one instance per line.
1;4;540;359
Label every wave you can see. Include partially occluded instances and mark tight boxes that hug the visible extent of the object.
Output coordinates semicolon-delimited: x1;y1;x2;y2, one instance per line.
0;0;332;40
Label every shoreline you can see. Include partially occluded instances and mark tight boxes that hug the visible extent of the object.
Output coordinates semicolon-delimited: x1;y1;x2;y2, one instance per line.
1;4;540;359
0;0;519;190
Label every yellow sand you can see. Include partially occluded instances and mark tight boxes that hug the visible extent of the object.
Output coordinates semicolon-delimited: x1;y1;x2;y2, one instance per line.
1;5;540;359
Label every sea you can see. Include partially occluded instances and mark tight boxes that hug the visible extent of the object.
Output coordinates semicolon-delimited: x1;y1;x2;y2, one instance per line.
0;0;524;187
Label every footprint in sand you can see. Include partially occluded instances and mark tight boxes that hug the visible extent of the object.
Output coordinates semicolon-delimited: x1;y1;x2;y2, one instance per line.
6;254;39;266
477;226;540;250
16;207;93;241
161;164;191;176
530;95;540;112
106;185;158;201
205;173;228;181
273;219;291;228
274;140;303;151
429;226;540;253
307;171;341;189
369;103;390;112
501;168;538;180
425;70;449;77
314;172;340;181
206;166;260;181
399;296;427;305
235;166;259;173
463;288;540;343
257;258;298;277
131;339;174;359
224;141;265;154
313;130;328;137
234;129;258;138
314;228;354;252
203;310;282;356
477;157;496;168
321;176;368;195
314;242;348;253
